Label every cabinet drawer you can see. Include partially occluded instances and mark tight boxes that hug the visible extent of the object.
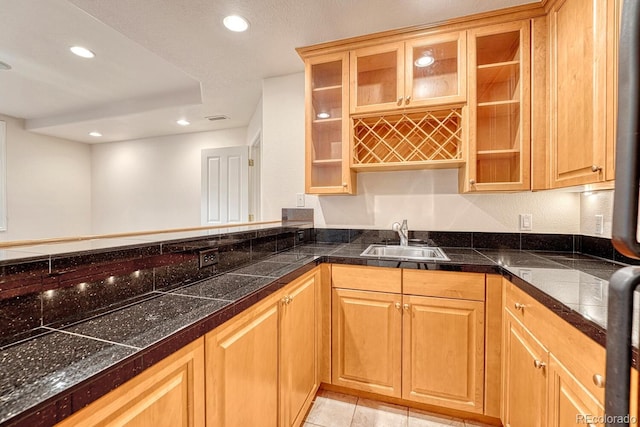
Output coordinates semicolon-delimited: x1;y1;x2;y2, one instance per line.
332;264;401;293
504;280;545;332
403;270;485;301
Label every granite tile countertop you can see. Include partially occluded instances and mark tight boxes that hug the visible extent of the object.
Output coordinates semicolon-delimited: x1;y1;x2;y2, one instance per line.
0;242;633;426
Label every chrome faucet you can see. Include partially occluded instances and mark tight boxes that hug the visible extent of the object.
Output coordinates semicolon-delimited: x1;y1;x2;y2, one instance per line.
392;219;409;247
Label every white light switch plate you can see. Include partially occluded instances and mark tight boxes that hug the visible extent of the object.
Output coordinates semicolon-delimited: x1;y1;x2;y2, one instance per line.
520;213;532;231
296;193;305;207
595;214;604;235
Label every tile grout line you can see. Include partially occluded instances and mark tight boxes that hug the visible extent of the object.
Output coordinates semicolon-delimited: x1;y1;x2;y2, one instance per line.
41;326;142;350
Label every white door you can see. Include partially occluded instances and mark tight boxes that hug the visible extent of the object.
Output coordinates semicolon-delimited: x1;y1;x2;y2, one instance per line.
201;146;249;225
248;134;261;222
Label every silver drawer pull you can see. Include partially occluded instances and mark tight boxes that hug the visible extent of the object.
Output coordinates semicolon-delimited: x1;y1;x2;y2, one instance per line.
592;374;605;388
533;359;546;369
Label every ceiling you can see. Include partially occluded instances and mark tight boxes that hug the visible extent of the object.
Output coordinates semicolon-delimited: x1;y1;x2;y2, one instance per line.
0;0;540;144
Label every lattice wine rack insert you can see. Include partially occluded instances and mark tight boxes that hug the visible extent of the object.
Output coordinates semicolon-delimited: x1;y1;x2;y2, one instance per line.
352;108;464;168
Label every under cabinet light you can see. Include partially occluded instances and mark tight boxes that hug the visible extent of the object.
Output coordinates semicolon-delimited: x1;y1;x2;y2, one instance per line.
89;131;102;137
177;119;190;126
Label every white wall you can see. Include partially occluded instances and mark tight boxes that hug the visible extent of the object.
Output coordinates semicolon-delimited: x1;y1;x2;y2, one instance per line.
581;190;614;238
91;128;247;234
0;114;92;241
260;73;582;233
262;73;306;221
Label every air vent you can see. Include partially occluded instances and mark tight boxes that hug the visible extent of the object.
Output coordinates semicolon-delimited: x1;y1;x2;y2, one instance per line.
205;115;230;121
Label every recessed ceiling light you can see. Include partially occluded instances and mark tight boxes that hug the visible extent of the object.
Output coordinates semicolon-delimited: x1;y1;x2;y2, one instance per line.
316;112;331;119
223;15;249;32
89;131;102;137
414;55;435;68
70;46;95;59
176;119;190;126
0;61;11;70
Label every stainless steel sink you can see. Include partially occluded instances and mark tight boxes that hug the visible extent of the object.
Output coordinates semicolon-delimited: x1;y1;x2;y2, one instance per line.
360;244;450;261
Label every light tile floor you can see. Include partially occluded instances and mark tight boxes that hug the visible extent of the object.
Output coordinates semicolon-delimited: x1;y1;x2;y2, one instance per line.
303;390;496;427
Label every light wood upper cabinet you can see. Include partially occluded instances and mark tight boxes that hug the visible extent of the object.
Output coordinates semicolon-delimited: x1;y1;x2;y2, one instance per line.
463;20;531;192
405;33;467;108
402;294;485;414
502;310;548;427
56;339;205;427
547;0;615;188
305;52;356;195
350;32;466;115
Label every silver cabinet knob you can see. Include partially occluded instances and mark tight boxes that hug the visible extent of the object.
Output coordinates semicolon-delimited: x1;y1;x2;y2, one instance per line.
592;374;605;388
395;302;401;309
403;303;410;310
397;97;403;105
514;302;525;311
591;165;602;172
405;96;411;105
469;179;476;185
533;359;546;369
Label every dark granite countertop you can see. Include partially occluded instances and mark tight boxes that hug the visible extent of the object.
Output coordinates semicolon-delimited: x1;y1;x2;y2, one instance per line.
0;241;633;426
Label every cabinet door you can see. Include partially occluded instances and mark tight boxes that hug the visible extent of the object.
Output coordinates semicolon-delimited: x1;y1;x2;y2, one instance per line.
280;270;320;427
56;339;205;427
305;52;356;194
402;295;484;413
502;310;548;427
206;298;279;427
405;32;467;108
464;20;531;192
549;0;608;187
548;354;603;427
331;288;402;397
350;42;404;114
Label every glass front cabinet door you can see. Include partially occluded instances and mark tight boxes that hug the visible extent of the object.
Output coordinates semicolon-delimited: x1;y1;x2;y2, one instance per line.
304;52;356;194
463;21;531;192
350;32;466;115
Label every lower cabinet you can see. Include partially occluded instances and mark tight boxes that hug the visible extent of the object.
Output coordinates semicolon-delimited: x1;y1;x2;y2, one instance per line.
206;267;320;427
502;310;548;427
331;288;403;397
56;338;205;427
548;354;604;427
206;295;280;426
279;269;320;427
331;266;487;414
501;279;611;427
402;295;484;413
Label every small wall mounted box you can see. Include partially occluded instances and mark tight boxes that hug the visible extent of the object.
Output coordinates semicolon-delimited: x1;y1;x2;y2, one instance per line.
199;248;219;268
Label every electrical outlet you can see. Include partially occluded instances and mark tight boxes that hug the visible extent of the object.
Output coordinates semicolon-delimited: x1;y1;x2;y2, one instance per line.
519;213;532;231
296;193;305;207
595;214;604;235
